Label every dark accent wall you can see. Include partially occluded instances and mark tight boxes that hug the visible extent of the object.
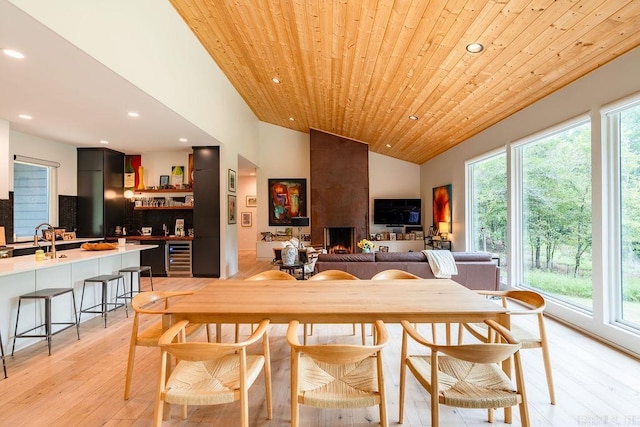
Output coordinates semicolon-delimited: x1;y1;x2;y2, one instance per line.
310;129;369;248
0;193;13;243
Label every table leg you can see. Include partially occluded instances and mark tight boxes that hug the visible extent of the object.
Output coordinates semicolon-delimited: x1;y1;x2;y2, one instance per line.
497;312;512;423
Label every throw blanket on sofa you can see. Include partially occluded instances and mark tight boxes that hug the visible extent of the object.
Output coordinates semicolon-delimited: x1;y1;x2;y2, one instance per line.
422;250;458;279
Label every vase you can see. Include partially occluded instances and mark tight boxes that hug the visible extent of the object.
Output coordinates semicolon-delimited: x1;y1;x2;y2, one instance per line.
282;245;297;265
137;165;145;190
362;247;371;253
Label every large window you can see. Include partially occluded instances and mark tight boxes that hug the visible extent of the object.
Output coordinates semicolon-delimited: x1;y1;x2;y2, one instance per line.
467;151;507;283
13;158;57;241
606;99;640;329
514;119;593;311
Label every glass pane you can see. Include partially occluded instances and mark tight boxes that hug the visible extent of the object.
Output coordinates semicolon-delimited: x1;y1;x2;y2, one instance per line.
470;153;507;284
13;162;49;239
620;104;640;327
520;121;592;310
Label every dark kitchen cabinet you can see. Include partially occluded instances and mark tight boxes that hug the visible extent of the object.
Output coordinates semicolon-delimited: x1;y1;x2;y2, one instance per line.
140;240;166;277
191;147;220;277
77;148;125;238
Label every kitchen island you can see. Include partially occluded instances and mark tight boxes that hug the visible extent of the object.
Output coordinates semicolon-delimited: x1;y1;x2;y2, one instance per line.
0;243;156;354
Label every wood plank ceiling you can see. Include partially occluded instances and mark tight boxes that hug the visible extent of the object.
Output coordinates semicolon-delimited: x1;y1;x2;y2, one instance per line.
169;0;640;164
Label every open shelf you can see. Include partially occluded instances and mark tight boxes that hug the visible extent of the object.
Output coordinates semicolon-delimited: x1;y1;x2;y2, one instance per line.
133;188;193;194
133;206;193;210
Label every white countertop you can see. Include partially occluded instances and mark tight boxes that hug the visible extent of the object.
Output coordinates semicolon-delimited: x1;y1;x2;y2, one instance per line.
0;243;157;277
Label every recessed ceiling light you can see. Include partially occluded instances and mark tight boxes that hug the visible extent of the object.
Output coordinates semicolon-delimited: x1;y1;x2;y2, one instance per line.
179;138;188;142
127;111;139;118
466;43;484;53
100;140;109;145
18;114;32;120
289;117;295;121
386;144;392;148
272;77;281;84
2;48;25;59
408;115;419;120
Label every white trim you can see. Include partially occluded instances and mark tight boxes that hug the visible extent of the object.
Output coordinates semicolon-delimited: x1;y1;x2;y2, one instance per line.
14;154;60;168
601;91;640;115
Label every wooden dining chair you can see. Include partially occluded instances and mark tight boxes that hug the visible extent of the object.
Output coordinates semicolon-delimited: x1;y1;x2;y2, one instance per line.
124;291;209;400
153;319;272;427
460;289;556;404
287;319;389;427
399;319;530;426
306;270;363;344
371;269;421;280
371;269;442;341
234;269;297;341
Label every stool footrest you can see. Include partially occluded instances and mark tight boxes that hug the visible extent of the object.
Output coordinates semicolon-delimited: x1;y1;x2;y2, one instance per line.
15;322;78;339
80;302;126;315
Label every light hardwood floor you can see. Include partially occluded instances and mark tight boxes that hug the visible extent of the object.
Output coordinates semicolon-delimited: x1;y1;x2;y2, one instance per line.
1;250;639;426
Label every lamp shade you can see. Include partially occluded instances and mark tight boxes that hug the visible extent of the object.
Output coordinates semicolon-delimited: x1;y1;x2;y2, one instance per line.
438;221;450;233
291;217;310;227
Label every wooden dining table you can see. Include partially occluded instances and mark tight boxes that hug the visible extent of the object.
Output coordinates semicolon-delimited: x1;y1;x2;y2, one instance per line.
163;278;514;421
165;278;509;327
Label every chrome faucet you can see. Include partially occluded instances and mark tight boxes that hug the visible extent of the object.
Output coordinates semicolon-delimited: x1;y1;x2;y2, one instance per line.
34;223;56;259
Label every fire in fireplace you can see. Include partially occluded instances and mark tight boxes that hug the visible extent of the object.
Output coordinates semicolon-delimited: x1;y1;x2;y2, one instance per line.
324;227;355;253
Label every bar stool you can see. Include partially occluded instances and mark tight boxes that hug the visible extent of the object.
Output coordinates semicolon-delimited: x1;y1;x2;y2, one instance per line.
117;266;153;301
79;274;128;328
1;330;7;378
11;288;80;356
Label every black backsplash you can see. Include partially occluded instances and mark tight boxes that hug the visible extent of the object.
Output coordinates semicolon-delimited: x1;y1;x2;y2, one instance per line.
0;192;13;243
124;201;193;236
59;195;77;232
0;193;77;244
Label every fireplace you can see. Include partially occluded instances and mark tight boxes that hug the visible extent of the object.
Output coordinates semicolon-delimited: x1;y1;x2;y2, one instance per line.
324;227;355;254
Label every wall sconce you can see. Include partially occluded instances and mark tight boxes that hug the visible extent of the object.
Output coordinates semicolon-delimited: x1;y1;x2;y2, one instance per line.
124;190;135;200
438;221;450;240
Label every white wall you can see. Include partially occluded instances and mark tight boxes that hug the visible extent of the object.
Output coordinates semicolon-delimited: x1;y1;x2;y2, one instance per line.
9;131;77;195
139;151;192;190
369;151;421;235
237;175;257;250
0;120;9;199
256;123;310;235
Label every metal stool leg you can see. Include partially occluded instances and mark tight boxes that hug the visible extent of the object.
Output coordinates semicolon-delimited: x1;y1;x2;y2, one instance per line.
11;298;23;356
102;281;108;328
70;290;80;340
1;331;7;378
45;296;52;355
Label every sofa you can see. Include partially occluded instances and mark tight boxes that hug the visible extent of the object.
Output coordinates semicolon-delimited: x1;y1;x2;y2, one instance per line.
314;251;500;291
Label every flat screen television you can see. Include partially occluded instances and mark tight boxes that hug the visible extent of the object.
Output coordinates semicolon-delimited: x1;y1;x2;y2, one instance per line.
373;199;421;225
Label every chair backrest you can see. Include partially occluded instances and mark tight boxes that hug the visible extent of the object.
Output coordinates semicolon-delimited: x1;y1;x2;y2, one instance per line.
371;269;421;280
309;269;359;281
131;291;196;314
287;320;388;363
503;290;546;313
246;270;297;280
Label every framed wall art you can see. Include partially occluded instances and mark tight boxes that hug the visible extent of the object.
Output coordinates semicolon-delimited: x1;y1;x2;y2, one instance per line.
228;169;237;192
432;184;452;232
268;178;307;226
228;194;237;224
241;212;252;227
246;195;257;207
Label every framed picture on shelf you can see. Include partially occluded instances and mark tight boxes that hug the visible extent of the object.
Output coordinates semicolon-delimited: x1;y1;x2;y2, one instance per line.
159;175;169;188
228;169;237;192
228;195;237;224
171;166;184;187
246;195;257;207
241;212;252;227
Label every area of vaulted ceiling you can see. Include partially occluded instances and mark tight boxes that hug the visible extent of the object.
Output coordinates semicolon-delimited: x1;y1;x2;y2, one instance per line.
169;0;640;164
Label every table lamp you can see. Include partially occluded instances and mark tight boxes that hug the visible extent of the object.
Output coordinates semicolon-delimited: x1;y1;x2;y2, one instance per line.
438;221;450;240
291;217;310;248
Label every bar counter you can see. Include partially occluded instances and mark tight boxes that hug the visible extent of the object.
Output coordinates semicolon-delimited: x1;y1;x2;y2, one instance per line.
0;243;156;354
